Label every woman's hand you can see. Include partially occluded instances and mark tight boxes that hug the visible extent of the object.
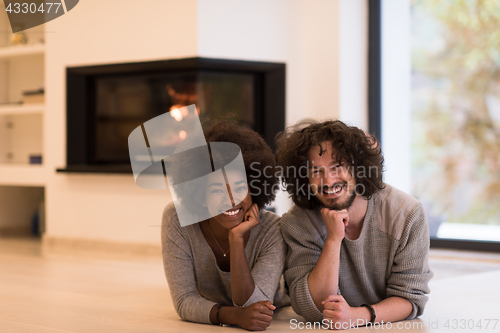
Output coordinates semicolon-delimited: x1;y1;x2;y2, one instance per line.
229;204;260;240
237;301;275;331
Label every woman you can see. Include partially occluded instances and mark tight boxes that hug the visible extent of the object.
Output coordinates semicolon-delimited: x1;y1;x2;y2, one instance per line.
161;120;288;331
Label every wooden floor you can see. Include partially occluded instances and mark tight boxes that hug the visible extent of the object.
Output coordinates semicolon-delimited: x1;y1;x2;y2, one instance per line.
1;237;500;333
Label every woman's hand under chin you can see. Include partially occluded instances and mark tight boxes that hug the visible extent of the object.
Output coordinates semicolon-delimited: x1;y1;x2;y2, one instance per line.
229;203;260;240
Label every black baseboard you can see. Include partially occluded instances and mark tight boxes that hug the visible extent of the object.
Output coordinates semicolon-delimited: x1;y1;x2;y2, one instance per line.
431;238;500;253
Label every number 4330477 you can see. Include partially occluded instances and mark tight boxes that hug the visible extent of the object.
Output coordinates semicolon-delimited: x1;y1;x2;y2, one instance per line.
6;3;62;14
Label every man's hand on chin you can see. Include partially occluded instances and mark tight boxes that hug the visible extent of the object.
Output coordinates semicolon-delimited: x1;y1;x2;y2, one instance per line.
322;295;370;330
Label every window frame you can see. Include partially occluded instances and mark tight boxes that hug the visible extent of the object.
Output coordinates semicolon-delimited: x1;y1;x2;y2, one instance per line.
367;0;500;253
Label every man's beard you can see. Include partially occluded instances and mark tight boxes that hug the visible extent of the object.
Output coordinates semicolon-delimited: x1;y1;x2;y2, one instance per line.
319;186;357;211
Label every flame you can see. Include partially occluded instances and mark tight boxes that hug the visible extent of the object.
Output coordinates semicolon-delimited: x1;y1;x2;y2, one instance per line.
170;109;183;121
169;105;190;122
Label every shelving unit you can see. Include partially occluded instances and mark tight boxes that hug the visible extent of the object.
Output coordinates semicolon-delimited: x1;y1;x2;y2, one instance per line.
0;104;44;115
0;164;46;187
0;2;46;184
0;43;45;60
0;3;46;237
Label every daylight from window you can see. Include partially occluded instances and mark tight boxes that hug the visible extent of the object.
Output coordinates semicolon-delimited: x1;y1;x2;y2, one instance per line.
411;0;500;241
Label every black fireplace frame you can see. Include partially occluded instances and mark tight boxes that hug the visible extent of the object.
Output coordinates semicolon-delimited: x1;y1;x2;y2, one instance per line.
57;57;286;174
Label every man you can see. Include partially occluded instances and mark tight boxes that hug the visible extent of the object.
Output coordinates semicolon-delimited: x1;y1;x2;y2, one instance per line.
276;120;433;329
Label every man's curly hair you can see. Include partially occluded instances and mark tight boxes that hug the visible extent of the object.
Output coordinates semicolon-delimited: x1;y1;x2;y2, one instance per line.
169;119;278;216
275;120;385;210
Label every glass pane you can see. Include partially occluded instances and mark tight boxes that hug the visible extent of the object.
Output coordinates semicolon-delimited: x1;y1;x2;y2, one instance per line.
93;71;254;163
411;0;500;241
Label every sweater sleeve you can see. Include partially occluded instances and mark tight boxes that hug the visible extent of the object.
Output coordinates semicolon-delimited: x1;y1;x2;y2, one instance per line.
161;205;216;324
281;213;324;323
238;212;287;307
386;203;434;319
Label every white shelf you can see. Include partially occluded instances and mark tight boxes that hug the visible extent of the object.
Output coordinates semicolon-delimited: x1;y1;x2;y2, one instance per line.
0;164;46;186
0;44;45;60
0;104;44;115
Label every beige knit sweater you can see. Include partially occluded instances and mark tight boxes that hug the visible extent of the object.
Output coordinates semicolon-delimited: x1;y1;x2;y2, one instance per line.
161;204;289;324
280;184;433;323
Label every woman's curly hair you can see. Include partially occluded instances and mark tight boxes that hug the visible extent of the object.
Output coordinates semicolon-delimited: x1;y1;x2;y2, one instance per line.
275;120;385;210
204;119;278;209
169;119;278;216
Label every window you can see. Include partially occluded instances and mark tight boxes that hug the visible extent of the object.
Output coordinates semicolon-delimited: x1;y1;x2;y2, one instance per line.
371;0;500;250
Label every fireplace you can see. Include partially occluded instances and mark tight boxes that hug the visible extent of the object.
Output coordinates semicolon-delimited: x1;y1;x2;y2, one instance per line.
58;57;285;173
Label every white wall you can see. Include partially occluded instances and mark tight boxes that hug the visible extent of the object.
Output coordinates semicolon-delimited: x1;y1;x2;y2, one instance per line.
43;0;366;245
197;0;340;215
198;0;340;126
44;0;197;244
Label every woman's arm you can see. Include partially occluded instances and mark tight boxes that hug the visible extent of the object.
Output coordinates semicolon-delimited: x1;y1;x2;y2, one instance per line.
162;204;278;330
228;204;260;306
161;205;216;324
229;233;256;306
207;302;274;331
231;206;287;308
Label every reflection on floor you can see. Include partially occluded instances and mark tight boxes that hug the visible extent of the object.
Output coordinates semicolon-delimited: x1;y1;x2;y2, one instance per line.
428;248;500;280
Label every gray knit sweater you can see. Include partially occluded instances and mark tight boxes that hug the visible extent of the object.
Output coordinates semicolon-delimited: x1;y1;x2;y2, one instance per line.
280;184;433;323
161;203;289;324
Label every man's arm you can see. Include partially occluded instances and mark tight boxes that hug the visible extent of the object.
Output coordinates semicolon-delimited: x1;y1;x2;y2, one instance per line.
323;202;434;329
307;239;341;312
281;208;348;322
281;216;324;322
371;296;413;323
385;203;433;319
323;295;413;328
307;208;348;312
